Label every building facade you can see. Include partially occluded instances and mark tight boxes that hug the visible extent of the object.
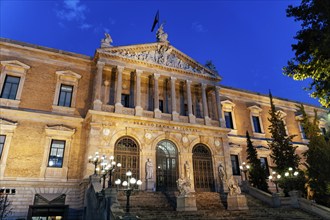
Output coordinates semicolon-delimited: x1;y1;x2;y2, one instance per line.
0;33;328;219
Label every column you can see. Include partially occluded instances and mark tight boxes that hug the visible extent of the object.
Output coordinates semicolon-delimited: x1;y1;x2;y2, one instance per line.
115;66;124;113
93;61;105;110
153;73;161;118
171;76;179;121
201;83;211;125
135;69;143;116
186;80;195;123
215;86;225;127
103;80;110;104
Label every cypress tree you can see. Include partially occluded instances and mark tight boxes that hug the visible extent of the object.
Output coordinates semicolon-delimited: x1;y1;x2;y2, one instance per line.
246;131;269;192
268;91;300;174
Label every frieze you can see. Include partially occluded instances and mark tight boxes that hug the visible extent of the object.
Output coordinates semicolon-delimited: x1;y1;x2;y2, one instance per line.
132;121;198;132
109;45;210;75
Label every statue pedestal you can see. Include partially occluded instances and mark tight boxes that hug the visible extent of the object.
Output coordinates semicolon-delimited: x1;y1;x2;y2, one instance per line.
176;195;197;211
145;180;155;191
227;194;248;210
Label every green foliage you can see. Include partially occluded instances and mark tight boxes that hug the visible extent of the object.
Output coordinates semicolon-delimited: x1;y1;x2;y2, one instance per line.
268;92;300;174
246;131;269;193
278;170;306;197
284;0;330;108
299;105;330;207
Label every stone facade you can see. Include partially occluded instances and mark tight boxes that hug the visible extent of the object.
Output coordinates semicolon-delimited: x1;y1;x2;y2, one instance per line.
0;37;328;219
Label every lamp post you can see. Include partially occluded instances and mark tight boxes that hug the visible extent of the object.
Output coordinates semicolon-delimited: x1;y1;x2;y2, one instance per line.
100;155;122;189
284;167;299;178
88;152;102;175
269;171;281;193
115;171;142;217
239;162;250;181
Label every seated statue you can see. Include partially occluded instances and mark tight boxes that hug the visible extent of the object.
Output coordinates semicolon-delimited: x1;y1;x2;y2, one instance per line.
101;33;113;48
227;175;241;196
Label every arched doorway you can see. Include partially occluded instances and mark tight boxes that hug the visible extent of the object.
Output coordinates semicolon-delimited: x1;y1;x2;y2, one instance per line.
156;140;178;191
192;144;215;192
114;136;140;182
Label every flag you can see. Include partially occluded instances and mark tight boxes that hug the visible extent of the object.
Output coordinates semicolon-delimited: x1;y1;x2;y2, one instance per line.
151;10;159;32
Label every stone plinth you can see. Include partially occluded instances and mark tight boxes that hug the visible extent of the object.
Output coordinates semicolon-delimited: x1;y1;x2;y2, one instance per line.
227;194;249;210
176;195;197;211
145;180;155;191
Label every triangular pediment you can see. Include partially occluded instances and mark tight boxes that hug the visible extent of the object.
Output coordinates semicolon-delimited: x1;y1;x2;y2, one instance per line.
0;118;18;126
97;43;220;79
1;60;30;69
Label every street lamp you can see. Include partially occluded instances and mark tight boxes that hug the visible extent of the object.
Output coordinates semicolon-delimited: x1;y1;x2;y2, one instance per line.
115;171;142;217
100;155;122;189
239;162;250;181
269;171;281;193
284;167;299;177
88;152;102;175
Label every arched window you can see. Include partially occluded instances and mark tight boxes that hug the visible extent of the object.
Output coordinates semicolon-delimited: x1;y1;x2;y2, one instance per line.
114;136;140;182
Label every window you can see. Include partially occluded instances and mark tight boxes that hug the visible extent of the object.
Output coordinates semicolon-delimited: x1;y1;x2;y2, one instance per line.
1;76;20;100
298;122;307;139
0;60;30;108
0;135;6;160
48;140;65;168
230;155;240;175
159;100;164;112
58;84;73;107
260;157;270;177
252;116;262;133
319;118;327;136
248;105;264;137
52;70;81;115
224;111;234;129
121;94;130;107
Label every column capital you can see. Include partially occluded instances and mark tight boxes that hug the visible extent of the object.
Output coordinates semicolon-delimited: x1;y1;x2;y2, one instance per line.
170;76;177;81
117;65;124;72
96;61;105;68
186;80;192;85
201;83;207;89
215;85;221;90
154;73;160;79
104;80;110;86
135;69;143;76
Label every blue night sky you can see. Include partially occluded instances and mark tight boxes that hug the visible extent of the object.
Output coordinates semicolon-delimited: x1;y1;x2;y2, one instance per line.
0;0;320;106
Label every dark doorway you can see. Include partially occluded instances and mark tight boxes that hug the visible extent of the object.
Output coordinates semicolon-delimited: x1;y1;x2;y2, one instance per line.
193;144;215;192
156;140;178;191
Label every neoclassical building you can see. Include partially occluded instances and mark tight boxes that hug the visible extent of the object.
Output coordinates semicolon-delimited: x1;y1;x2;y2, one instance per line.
0;30;328;219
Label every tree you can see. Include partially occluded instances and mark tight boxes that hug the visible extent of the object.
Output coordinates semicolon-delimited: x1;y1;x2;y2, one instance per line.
284;0;330;108
246;131;269;192
0;194;12;220
299;105;330;207
268;92;300;174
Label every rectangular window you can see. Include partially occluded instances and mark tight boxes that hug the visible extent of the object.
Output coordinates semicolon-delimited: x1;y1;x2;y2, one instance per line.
252;116;262;133
321;127;326;136
58;84;73;107
159;100;164;112
260;157;270;177
48;140;65;168
121;94;130;108
0;135;6;160
230;155;240;175
0;75;20;100
184;104;188;116
299;123;307;139
224;111;234;129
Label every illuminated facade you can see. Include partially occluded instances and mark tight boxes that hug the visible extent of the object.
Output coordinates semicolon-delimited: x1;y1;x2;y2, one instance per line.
0;36;328;219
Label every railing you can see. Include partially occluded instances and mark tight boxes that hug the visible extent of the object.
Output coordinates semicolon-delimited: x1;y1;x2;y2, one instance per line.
142;110;154;118
122;107;135;116
161;113;172;121
102;105;115;113
179;116;189;123
211;120;219;127
196;118;204;125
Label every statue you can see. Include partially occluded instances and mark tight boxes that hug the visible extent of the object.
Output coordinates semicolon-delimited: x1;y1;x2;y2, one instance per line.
227;175;241;196
218;162;226;181
184;161;190;179
156;23;169;43
145;158;153;179
101;33;113;48
177;175;191;196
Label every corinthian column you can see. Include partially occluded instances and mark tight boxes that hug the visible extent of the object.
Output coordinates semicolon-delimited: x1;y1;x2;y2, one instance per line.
115;66;124;113
93;61;105;110
201;83;211;125
171;77;179;121
186;80;195;123
135;69;143;116
215;86;224;127
154;73;161;118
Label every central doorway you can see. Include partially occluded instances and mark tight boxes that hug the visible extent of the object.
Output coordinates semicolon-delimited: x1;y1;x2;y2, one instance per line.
193;144;215;192
156;140;178;191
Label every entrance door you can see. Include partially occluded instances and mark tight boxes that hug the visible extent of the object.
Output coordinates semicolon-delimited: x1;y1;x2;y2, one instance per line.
156;140;178;191
193;144;215;192
114;136;140;182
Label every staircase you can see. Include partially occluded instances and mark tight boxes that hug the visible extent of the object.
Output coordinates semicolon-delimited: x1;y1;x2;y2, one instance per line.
115;191;322;220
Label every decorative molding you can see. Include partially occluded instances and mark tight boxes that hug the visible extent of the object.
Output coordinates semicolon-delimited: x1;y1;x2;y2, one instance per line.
1;60;30;70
